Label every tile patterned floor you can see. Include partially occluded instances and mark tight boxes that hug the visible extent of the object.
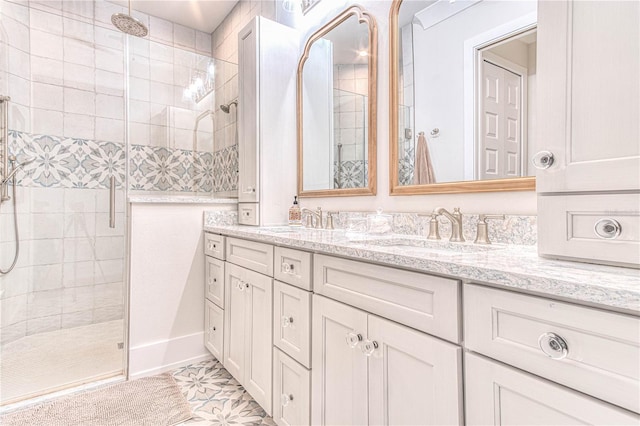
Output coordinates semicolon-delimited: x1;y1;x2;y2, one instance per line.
172;358;276;426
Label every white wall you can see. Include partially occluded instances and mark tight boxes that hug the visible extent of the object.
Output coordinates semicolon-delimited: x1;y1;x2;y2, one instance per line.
128;202;235;378
277;0;537;215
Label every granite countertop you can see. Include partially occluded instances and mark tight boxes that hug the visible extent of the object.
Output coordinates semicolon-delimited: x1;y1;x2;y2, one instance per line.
129;196;238;204
204;225;640;315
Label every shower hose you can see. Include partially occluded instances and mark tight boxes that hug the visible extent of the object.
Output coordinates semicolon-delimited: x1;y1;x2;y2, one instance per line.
0;180;20;274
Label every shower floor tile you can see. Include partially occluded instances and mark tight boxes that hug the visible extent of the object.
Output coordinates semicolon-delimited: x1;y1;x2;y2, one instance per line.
172;358;276;426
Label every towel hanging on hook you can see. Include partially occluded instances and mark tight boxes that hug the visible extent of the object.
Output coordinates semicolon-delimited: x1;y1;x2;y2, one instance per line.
413;131;436;185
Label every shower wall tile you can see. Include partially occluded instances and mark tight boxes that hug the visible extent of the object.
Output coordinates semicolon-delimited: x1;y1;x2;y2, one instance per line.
62;310;93;329
27;314;61;336
63;261;95;288
27;289;63;319
31;264;63;292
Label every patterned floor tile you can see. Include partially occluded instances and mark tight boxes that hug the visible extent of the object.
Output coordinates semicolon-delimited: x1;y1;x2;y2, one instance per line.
173;359;276;426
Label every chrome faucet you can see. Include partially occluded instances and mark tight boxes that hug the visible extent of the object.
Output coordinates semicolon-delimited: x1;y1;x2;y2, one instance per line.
301;207;323;229
433;207;465;242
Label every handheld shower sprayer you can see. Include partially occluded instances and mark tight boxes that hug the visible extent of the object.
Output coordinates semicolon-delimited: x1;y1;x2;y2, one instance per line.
1;155;35;186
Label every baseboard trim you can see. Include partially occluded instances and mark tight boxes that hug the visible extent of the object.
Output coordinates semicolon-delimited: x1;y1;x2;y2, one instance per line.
129;332;212;379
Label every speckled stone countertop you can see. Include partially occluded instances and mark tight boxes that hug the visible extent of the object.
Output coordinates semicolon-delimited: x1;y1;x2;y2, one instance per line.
204;225;640;315
129;196;237;204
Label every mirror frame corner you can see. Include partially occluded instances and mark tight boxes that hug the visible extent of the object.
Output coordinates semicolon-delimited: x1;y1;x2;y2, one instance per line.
388;0;536;196
297;5;378;198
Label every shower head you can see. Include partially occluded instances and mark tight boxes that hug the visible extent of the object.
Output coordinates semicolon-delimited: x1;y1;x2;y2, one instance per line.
220;100;238;114
111;0;148;37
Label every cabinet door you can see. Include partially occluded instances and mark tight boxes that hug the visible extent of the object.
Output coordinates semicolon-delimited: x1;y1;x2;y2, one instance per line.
311;295;368;426
368;315;463;425
205;299;224;362
537;0;640;192
273;348;311;426
465;353;640;425
274;280;312;368
238;19;259;202
224;263;246;381
244;268;273;415
205;256;225;308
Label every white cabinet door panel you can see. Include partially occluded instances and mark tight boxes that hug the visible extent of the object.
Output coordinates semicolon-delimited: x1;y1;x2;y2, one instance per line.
465;353;640;425
311;295;368;426
274;280;312;368
368;315;463;425
224;263;246;381
273;348;311;426
244;268;273;415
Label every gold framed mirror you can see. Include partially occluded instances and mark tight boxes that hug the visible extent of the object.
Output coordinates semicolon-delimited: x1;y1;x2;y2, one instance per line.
297;5;377;197
389;0;536;195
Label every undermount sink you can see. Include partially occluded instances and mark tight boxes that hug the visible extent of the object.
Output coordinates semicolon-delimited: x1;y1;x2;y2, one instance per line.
349;237;505;254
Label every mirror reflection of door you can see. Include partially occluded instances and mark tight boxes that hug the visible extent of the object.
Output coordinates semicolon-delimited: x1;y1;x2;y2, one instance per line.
478;30;536;180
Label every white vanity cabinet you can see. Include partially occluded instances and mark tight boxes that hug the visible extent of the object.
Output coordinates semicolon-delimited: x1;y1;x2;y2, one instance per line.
311;295;463;426
237;16;298;226
536;0;640;267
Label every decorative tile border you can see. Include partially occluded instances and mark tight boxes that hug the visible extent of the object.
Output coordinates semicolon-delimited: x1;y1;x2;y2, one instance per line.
9;131;223;194
9;131;126;189
212;144;238;194
333;160;368;189
129;144;213;193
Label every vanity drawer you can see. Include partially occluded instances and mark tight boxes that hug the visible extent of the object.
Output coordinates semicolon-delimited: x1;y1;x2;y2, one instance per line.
538;193;640;268
274;246;313;291
238;203;259;226
313;254;461;343
465;353;639;425
464;284;640;413
205;256;225;308
273;347;311;426
205;299;224;362
274;280;311;368
226;237;274;276
204;233;225;260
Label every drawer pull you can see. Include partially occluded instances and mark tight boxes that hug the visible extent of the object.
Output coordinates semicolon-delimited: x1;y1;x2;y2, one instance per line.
281;262;295;274
594;218;622;239
237;281;245;292
207;278;213;285
346;332;363;348
281;393;294;407
282;316;294;328
207;242;214;250
361;339;379;356
538;332;569;360
208;326;216;333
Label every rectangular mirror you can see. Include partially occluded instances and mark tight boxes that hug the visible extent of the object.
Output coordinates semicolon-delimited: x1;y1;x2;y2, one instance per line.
390;0;537;194
298;5;377;197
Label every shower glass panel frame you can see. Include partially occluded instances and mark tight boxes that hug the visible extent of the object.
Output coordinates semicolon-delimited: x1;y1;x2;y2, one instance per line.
0;0;128;406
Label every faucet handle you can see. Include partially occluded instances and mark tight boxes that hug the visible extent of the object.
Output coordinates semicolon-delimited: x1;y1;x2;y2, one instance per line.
479;214;505;223
326;212;338;230
474;215;505;244
426;214;441;240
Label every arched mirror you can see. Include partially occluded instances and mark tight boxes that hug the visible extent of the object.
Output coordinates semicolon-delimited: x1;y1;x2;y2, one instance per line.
389;0;537;194
298;5;377;197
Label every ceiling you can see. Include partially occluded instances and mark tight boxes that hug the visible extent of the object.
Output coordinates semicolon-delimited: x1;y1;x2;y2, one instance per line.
110;0;238;33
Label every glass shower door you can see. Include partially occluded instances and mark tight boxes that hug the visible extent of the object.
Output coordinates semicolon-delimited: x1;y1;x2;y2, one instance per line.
0;0;127;405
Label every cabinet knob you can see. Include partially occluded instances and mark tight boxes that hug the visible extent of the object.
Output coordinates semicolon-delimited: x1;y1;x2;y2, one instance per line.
207;278;213;285
282;262;294;274
237;281;245;291
209;326;216;333
594;218;622;239
538;332;568;360
345;332;363;348
281;393;294;407
361;339;379;356
245;282;250;289
282;316;294;328
532;151;555;170
207;242;214;250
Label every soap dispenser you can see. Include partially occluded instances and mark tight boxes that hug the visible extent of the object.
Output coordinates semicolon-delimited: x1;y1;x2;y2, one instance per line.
288;196;302;226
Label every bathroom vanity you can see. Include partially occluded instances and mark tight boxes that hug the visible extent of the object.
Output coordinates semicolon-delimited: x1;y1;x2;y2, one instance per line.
203;225;640;425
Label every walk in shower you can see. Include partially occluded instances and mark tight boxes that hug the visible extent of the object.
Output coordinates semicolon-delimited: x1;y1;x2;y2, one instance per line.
0;0;237;405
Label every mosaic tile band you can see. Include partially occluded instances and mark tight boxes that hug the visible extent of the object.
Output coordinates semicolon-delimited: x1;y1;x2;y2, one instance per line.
9;131;237;194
